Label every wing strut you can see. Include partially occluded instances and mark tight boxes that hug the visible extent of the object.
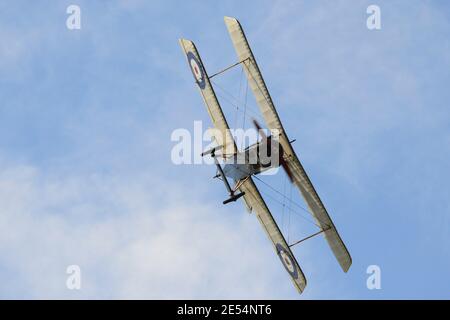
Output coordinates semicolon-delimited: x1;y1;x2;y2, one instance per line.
288;227;331;248
209;57;250;79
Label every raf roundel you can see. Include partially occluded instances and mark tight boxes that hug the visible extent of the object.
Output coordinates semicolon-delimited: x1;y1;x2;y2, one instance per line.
276;243;298;279
187;52;206;89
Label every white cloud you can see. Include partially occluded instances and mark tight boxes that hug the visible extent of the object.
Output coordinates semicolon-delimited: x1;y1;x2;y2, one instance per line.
0;159;306;299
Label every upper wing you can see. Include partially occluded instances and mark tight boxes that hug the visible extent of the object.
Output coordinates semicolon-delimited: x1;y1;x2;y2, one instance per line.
180;37;307;293
179;39;237;156
224;17;352;272
239;177;307;293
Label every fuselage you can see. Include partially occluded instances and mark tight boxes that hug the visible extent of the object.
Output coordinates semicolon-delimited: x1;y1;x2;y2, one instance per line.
222;136;282;181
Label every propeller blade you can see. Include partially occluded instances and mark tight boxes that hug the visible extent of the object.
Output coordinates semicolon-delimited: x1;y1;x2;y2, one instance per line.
253;118;293;182
252;119;267;140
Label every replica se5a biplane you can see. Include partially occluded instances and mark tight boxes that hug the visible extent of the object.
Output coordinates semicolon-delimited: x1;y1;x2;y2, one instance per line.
179;17;351;293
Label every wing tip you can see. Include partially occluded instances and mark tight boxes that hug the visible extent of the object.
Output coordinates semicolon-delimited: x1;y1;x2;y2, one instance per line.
179;38;192;45
179;38;194;55
298;277;307;294
224;16;236;21
342;257;353;273
179;38;198;54
224;16;240;26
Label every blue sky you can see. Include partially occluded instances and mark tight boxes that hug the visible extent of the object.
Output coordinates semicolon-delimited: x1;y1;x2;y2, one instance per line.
0;0;449;299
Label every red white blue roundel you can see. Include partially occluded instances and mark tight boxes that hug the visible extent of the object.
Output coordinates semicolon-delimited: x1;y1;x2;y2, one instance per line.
276;243;298;279
187;52;206;89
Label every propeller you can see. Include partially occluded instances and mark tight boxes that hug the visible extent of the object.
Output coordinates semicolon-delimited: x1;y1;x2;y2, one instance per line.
252;119;267;140
252;119;294;183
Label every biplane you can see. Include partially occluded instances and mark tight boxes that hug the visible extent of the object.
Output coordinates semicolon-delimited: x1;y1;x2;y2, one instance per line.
179;17;351;293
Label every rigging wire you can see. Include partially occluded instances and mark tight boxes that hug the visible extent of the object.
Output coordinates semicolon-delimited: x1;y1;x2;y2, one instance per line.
211;79;266;124
252;174;321;229
227;155;319;228
233;67;244;132
240;77;249;151
255;182;320;229
209;60;331;232
239;60;333;230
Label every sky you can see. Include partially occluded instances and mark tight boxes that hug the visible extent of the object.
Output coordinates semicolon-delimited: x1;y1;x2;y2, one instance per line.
0;0;449;299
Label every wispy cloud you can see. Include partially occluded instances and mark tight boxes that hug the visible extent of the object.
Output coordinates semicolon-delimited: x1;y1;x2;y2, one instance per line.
0;0;449;299
0;157;312;298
